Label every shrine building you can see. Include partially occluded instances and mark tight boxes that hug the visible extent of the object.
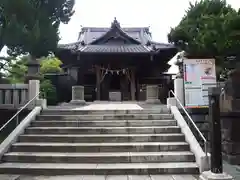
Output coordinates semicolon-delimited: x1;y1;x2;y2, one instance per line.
55;18;177;102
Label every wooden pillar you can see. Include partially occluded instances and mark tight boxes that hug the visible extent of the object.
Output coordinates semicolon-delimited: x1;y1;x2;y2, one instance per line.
136;78;140;101
77;67;85;85
96;66;101;100
130;69;136;101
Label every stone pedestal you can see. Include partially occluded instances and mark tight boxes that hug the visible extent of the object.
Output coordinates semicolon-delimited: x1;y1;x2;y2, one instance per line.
70;86;86;105
145;85;161;104
174;78;184;105
200;171;233;180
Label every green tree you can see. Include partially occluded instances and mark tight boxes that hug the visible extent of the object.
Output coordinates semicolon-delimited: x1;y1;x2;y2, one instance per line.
40;79;57;105
40;56;63;74
0;0;75;70
168;0;240;72
6;56;28;83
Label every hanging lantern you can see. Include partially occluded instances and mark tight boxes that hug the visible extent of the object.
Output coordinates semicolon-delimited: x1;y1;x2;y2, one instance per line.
117;71;119;75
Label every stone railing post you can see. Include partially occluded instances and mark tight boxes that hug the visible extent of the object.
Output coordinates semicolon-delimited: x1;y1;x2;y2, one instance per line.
174;77;184;105
70;86;86;105
146;85;161;104
28;80;40;109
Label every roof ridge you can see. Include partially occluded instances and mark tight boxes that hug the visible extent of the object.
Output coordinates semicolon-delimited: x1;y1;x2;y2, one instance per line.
89;19;142;45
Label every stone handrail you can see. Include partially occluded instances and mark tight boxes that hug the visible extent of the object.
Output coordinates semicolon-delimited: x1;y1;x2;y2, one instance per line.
0;84;29;109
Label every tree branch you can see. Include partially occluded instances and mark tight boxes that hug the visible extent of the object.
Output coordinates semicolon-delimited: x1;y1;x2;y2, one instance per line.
0;56;13;61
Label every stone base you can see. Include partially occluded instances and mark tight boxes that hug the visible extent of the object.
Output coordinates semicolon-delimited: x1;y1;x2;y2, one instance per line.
70;100;86;105
200;171;233;180
145;99;161;104
36;99;47;109
167;97;177;108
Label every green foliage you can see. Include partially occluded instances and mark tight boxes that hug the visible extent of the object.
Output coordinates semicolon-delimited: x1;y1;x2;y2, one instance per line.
168;0;240;59
0;0;75;59
6;56;28;83
40;79;57;105
40;56;63;74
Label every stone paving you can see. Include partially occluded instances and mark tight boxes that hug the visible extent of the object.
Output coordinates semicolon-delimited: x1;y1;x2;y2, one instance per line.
76;103;143;110
223;161;240;179
0;175;199;180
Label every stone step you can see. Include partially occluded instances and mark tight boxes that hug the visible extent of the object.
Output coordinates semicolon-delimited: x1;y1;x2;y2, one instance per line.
36;114;174;121
25;126;181;134
41;109;171;115
19;134;185;143
31;120;177;127
10;142;190;152
0;162;199;175
3;151;195;164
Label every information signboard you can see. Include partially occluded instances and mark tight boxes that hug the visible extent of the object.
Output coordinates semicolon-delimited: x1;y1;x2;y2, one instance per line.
183;59;217;108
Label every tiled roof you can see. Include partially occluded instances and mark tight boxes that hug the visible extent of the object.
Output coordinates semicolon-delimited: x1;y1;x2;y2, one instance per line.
81;45;151;53
150;41;176;50
58;42;80;50
58;41;175;52
78;27;151;45
57;19;176;53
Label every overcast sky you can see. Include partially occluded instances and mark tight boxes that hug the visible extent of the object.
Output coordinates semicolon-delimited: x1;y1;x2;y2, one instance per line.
59;0;240;44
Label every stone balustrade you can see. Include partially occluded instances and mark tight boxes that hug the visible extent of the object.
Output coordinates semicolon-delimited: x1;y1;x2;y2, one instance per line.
0;84;29;109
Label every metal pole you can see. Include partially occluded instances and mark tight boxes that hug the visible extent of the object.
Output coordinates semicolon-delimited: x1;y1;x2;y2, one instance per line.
208;87;223;173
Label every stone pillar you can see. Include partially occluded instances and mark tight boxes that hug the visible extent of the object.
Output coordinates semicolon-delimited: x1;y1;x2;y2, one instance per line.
175;56;185;106
220;68;240;165
70;86;86;105
174;77;184;105
28;80;40;109
146;85;161;104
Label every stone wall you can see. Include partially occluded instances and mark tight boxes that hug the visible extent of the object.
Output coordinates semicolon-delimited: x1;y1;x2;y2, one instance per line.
184;107;240;165
181;108;210;151
0;109;30;142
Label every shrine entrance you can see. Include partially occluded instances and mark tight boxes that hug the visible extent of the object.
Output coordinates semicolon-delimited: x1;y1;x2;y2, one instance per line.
95;66;134;101
109;73;121;91
108;73;122;101
56;18;178;103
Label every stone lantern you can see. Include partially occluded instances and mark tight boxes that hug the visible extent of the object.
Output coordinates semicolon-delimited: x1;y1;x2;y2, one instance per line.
25;55;40;82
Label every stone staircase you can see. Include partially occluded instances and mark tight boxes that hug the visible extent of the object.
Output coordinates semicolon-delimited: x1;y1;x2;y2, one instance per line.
0;106;199;175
